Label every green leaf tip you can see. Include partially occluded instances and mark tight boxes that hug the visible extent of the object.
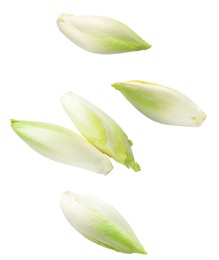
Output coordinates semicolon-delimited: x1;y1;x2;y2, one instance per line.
124;154;141;172
10;119;18;125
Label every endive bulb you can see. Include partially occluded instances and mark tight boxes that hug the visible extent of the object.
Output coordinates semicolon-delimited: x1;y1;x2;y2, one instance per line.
112;80;207;127
11;120;113;175
61;92;140;171
56;14;151;54
60;191;147;254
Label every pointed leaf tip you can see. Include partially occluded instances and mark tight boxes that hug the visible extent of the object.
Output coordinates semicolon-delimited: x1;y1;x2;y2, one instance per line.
10;119;16;125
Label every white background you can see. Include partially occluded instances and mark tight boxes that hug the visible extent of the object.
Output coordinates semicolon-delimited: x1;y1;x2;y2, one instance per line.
0;0;219;259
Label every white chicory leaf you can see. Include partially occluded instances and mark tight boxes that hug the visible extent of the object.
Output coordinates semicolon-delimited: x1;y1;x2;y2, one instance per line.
11;120;113;175
112;80;206;127
61;92;140;171
60;191;147;254
56;14;151;54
